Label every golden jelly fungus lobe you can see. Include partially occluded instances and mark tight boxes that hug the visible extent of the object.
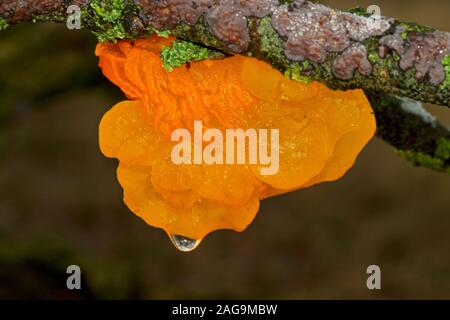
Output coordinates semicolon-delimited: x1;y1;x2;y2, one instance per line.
96;35;376;247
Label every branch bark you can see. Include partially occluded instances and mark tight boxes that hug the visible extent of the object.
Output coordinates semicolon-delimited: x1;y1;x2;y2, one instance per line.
367;92;449;174
1;0;449;106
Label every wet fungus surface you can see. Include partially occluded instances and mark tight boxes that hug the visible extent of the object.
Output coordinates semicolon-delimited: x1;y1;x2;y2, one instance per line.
96;36;376;242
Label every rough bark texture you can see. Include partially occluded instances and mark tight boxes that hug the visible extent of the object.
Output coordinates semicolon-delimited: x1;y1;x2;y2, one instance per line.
1;0;449;174
1;0;449;107
367;91;450;174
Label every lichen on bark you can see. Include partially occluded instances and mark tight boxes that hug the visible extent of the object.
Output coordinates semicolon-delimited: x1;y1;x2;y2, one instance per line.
380;26;450;86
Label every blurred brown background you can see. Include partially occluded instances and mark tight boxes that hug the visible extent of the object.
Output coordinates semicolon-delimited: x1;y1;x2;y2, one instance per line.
0;0;449;299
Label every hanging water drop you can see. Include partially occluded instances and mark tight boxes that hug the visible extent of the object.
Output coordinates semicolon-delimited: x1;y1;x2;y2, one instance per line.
169;234;201;252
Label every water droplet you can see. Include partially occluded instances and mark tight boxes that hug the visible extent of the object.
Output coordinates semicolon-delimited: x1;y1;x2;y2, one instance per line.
169;234;201;252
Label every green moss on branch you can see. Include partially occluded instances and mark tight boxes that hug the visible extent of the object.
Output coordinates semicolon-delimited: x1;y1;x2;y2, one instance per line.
442;55;450;88
160;40;225;72
81;0;141;42
31;12;65;24
367;91;450;174
0;17;8;30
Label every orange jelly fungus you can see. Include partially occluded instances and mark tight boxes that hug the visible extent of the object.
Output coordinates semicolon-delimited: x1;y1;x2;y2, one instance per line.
96;35;376;242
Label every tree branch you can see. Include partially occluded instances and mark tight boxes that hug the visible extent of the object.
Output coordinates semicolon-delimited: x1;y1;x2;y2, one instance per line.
1;0;449;173
367;91;450;174
1;0;449;107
